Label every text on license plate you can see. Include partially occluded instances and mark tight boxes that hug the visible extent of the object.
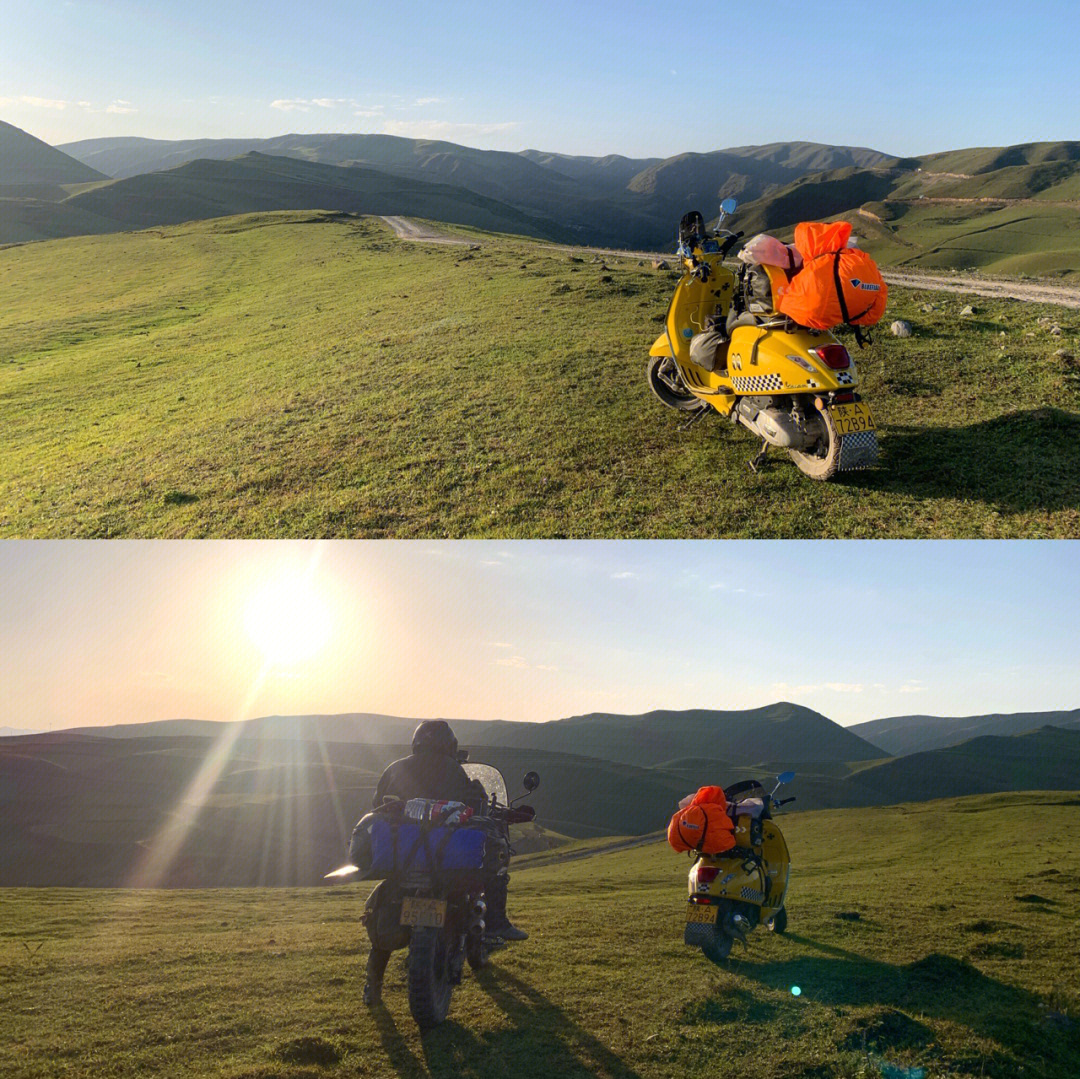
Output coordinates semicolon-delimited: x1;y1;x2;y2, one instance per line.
400;896;447;928
685;903;719;924
828;401;876;436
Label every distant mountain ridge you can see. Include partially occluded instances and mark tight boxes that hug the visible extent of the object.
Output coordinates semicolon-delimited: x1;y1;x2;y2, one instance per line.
850;708;1080;756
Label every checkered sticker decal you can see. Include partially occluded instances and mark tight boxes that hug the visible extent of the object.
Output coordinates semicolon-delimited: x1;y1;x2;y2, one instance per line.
740;886;765;903
836;369;856;385
838;430;879;471
732;373;784;393
684;920;715;947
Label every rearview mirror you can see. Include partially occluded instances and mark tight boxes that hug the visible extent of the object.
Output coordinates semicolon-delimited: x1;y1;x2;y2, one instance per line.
522;771;540;793
777;770;795;784
719;197;737;216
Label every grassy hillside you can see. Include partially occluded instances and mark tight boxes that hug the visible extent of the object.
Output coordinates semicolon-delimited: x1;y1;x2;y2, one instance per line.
0;120;107;185
851;708;1080;755
2;211;1079;538
2;792;1077;1078
734;142;1080;279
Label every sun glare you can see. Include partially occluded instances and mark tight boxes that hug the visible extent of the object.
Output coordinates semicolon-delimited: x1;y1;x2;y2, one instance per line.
244;576;332;665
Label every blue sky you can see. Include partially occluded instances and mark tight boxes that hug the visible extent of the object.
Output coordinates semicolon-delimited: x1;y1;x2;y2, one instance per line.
2;540;1077;730
2;1;1077;156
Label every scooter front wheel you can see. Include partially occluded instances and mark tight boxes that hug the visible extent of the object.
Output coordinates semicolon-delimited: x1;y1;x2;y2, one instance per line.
767;906;788;933
788;407;841;481
647;355;702;412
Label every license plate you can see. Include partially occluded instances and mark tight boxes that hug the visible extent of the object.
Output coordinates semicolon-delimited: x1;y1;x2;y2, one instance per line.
400;896;447;928
685;903;719;924
828;401;876;436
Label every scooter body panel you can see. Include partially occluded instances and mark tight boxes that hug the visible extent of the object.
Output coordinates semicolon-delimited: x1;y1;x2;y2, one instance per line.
653;254;859;416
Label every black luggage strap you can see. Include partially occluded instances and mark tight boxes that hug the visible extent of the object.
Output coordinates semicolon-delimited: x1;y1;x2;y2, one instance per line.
832;251;874;348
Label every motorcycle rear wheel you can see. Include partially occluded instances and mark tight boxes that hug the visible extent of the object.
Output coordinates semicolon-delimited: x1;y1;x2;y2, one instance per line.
647;355;703;412
788;407;840;481
407;927;453;1029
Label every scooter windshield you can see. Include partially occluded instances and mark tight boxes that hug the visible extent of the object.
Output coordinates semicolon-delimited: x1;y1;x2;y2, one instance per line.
463;763;508;807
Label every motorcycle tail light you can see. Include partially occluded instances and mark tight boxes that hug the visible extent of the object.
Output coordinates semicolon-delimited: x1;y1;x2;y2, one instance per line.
695;866;721;883
810;344;851;369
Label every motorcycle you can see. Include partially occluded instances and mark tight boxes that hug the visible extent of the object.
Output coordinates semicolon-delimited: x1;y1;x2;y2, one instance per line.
328;764;539;1029
647;198;879;479
683;771;795;964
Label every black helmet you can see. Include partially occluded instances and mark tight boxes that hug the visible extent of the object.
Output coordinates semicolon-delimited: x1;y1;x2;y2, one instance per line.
411;720;458;757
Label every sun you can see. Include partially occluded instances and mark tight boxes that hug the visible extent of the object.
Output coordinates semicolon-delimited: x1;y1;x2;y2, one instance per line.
244;576;333;665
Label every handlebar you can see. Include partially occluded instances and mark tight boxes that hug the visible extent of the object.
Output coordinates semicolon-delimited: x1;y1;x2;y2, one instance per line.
775;797;796;808
719;230;744;257
486;804;536;824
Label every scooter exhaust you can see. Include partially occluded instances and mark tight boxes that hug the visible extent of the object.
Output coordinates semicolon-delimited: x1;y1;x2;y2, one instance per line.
733;400;818;450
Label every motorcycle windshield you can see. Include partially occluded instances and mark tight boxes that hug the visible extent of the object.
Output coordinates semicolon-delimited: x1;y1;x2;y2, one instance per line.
463;763;508;807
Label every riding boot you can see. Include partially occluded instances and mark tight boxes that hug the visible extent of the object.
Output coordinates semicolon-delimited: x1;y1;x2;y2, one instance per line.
363;947;390;1005
484;873;528;942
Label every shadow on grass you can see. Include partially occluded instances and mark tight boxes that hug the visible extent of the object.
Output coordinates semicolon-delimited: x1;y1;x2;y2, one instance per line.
366;965;642;1079
851;407;1080;514
432;965;641;1079
728;934;1080;1077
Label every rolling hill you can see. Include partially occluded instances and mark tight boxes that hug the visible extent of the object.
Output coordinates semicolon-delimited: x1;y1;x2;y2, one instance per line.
0;151;570;245
52;130;898;248
4;704;1078;887
850;707;1080;755
0;120;107;185
52;702;887;768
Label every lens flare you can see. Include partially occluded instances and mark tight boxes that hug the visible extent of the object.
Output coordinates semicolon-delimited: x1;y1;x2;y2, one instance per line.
791;986;802;997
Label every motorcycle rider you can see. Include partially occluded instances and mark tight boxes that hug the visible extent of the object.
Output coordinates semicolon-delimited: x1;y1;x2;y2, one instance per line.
362;719;527;1005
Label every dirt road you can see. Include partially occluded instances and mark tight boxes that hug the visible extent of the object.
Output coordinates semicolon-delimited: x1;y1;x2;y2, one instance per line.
380;216;1080;308
379;215;478;246
516;832;664;872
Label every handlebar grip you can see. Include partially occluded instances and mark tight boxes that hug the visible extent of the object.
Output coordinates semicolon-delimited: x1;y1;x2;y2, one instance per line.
776;797;796;807
720;231;745;257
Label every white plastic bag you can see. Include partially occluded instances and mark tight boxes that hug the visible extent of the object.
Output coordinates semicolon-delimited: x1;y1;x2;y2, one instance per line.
738;233;802;271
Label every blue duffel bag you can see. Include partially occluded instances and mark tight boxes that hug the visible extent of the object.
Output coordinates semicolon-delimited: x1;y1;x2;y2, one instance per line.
368;819;487;877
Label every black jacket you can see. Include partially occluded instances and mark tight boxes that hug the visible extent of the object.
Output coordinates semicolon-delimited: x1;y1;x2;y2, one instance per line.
373;751;485;810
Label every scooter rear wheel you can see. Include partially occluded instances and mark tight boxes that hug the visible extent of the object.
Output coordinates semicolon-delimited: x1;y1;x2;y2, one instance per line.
700;928;734;965
647;356;703;412
788;407;841;481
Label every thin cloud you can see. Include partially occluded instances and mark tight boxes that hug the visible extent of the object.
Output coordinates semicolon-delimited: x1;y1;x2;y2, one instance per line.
610;571;637;580
1;95;133;114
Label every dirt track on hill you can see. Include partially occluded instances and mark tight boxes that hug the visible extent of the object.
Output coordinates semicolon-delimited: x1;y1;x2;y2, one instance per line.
517;832;663;871
379;215;477;246
381;216;1080;309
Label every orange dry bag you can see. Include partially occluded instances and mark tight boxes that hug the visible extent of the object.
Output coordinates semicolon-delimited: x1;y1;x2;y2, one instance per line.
667;786;736;854
776;221;887;332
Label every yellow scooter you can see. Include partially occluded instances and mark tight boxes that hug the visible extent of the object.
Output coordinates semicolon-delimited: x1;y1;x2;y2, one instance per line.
683;772;795;963
647;200;878;479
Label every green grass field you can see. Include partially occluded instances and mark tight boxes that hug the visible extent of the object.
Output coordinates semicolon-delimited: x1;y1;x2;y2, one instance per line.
2;212;1079;538
2;793;1078;1079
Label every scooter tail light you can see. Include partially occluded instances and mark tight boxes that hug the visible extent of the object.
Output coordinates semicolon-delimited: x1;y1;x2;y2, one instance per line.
810;344;851;369
695;865;721;883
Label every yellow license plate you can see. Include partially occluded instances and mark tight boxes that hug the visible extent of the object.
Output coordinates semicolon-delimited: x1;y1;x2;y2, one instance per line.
400;896;447;928
685;903;719;924
828;401;876;436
